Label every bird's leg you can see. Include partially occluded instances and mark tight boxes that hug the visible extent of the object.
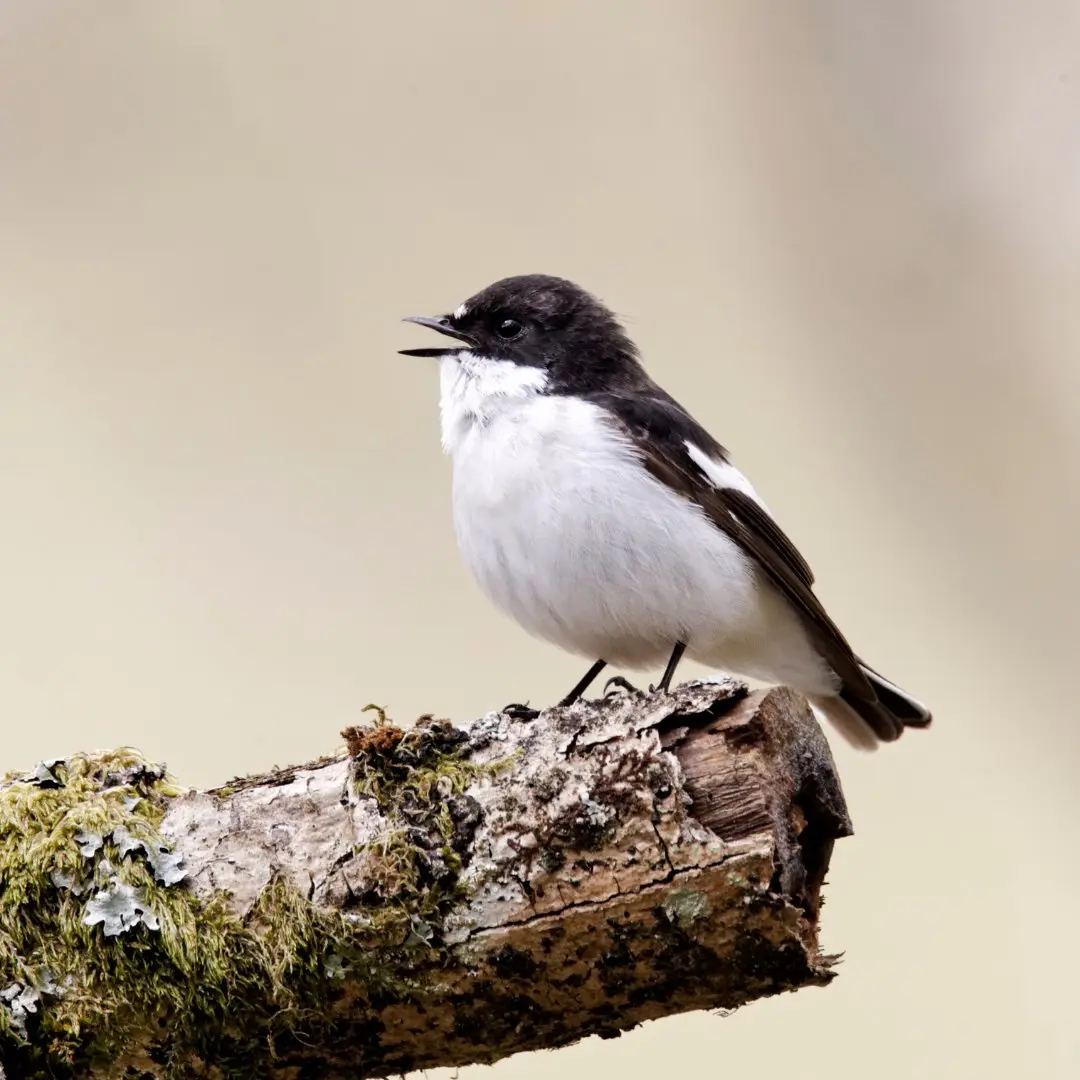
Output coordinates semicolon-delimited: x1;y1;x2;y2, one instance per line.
604;673;635;699
558;659;607;707
651;641;687;694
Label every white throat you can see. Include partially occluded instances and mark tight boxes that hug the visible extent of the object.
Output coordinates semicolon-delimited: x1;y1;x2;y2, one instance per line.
439;353;549;453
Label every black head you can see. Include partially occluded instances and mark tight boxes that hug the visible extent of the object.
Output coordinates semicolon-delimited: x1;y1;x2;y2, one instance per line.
400;274;646;394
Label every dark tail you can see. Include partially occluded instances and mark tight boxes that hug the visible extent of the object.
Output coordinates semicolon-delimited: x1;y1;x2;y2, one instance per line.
811;660;932;751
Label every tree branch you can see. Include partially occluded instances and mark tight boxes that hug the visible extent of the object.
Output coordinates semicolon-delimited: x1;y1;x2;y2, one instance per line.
0;680;852;1079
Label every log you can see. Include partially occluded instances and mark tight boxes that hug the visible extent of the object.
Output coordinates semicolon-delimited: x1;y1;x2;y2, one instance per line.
0;679;852;1079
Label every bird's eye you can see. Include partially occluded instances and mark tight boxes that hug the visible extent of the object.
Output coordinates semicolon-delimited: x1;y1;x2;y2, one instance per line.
495;316;524;340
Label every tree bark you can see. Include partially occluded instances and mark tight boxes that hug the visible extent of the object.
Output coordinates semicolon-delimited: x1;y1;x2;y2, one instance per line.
1;680;853;1079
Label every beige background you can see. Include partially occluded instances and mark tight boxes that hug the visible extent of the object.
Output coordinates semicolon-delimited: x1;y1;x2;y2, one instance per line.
3;2;1079;1077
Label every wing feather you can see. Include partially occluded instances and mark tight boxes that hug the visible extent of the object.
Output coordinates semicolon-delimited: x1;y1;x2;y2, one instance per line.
588;388;881;711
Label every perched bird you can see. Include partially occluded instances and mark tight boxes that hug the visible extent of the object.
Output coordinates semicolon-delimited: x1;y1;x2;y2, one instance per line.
400;275;931;749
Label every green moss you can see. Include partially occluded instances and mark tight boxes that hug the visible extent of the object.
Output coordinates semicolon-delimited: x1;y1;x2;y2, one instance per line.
341;709;515;942
346;704;508;809
0;712;511;1078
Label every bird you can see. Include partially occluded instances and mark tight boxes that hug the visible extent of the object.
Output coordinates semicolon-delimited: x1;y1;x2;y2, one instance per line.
399;274;932;749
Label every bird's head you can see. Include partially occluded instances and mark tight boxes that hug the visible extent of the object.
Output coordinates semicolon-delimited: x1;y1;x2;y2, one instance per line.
400;274;643;394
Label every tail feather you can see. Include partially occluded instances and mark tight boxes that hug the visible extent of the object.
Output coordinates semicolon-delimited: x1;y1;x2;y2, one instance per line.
809;696;884;752
812;661;932;751
858;659;933;728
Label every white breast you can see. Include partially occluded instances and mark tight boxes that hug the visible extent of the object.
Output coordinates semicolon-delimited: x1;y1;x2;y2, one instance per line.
438;354;835;690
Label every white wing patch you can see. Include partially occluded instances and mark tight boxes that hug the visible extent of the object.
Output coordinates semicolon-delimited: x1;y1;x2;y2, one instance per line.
683;441;771;513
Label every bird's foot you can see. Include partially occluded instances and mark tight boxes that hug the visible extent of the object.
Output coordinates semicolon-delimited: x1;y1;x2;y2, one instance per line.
603;675;640;697
502;702;540;722
559;659;609;707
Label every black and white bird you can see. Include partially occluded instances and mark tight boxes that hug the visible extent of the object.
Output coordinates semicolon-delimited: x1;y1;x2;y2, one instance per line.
400;274;932;749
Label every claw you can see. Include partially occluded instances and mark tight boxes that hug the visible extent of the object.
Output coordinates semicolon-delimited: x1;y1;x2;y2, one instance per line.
502;702;539;721
604;675;640;697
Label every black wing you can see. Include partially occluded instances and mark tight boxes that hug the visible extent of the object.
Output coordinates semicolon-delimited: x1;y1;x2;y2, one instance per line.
587;388;902;740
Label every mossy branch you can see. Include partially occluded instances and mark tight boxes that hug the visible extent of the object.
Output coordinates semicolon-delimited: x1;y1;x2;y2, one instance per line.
0;680;853;1080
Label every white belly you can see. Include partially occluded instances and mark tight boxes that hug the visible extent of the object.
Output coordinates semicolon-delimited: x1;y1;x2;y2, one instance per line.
441;366;834;692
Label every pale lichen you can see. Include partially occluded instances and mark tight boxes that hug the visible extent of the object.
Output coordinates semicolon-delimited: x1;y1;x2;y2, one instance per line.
0;713;503;1078
661;887;713;929
0;682;841;1078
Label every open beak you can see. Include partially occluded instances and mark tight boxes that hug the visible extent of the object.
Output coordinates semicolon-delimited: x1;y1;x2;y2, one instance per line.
399;315;476;357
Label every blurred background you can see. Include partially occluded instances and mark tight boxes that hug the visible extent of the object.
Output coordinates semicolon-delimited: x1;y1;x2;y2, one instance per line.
2;2;1078;1076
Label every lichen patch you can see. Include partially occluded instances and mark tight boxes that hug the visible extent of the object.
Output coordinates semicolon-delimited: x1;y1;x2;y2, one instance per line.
0;681;843;1078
